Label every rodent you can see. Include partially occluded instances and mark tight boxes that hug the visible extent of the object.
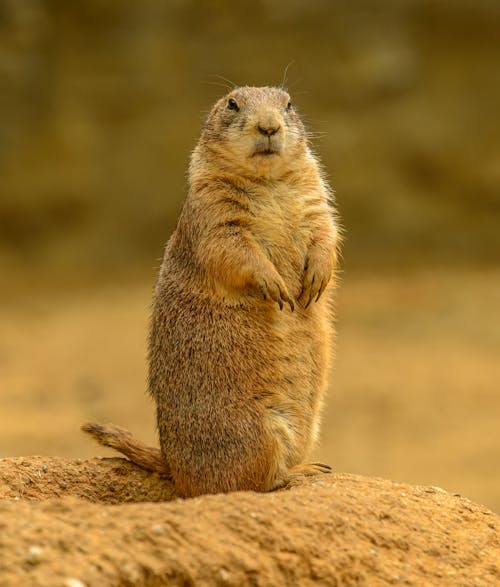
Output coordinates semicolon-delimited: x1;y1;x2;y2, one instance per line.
82;85;341;498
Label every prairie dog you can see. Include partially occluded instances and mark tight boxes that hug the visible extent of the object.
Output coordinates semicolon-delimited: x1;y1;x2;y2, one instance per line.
83;86;340;498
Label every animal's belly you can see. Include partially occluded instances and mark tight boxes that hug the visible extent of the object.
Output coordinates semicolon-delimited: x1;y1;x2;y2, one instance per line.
151;280;332;483
155;287;329;409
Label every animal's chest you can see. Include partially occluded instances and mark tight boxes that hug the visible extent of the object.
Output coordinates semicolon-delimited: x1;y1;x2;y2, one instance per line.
252;185;312;283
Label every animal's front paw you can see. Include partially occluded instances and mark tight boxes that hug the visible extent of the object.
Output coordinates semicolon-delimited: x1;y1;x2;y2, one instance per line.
298;252;334;308
255;270;294;311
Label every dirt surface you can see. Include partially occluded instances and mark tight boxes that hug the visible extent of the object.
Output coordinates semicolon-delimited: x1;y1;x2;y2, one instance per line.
1;270;499;585
0;457;498;587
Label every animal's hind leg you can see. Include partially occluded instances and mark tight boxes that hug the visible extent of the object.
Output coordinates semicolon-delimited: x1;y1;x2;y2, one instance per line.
263;408;332;491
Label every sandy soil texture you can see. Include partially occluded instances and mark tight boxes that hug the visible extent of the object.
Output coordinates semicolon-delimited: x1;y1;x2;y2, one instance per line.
1;270;499;585
0;456;498;587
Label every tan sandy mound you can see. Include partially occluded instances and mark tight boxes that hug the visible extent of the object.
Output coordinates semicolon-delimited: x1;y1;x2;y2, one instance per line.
0;457;498;586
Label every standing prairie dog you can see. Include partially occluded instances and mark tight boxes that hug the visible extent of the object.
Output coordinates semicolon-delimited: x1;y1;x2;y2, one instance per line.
82;86;341;498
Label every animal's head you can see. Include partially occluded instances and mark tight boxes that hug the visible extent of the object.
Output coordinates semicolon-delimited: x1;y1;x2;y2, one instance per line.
195;86;309;178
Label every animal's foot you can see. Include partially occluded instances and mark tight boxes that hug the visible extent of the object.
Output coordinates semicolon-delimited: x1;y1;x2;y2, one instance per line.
272;462;333;490
288;462;332;477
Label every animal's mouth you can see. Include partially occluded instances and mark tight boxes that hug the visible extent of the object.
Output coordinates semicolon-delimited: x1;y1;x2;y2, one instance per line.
252;139;282;157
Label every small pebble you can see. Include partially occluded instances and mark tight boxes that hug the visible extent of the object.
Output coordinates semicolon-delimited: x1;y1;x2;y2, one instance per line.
26;545;43;564
65;579;87;587
122;562;141;582
312;480;326;488
218;568;230;581
41;465;48;473
151;524;164;535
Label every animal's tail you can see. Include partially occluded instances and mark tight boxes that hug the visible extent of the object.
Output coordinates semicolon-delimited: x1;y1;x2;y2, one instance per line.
81;422;169;476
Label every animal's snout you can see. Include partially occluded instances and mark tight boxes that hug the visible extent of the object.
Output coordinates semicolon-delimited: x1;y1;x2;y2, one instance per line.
256;111;282;137
258;124;280;137
258;124;281;137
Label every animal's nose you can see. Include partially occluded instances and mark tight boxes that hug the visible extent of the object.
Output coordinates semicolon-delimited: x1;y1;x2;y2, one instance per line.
258;124;281;136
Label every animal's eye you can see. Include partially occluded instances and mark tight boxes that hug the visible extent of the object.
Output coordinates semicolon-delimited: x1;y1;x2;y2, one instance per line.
286;100;292;111
227;98;239;111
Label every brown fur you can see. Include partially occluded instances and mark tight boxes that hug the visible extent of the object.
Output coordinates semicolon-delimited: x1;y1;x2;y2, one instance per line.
81;422;167;474
82;86;341;498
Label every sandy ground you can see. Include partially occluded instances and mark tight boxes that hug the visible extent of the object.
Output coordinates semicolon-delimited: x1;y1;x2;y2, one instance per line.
1;268;499;513
0;456;498;586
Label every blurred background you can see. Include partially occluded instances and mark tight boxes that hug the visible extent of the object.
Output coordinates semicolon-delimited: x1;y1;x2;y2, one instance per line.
1;1;499;511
